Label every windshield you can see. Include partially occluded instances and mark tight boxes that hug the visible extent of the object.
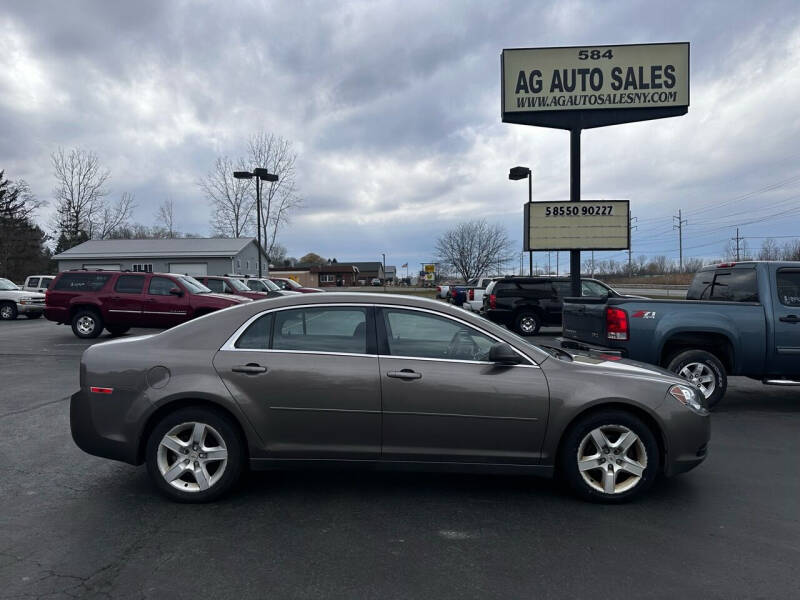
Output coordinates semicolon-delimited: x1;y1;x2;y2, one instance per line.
260;278;280;291
283;279;301;289
0;278;19;291
178;276;211;294
581;280;612;296
227;278;251;292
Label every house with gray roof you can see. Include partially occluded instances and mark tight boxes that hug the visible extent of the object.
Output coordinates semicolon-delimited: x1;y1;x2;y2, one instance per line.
53;238;268;277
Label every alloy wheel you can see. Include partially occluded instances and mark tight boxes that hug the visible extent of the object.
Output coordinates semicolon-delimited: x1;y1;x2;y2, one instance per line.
577;424;648;495
677;362;716;399
519;316;538;334
156;422;229;492
76;316;96;336
0;305;14;319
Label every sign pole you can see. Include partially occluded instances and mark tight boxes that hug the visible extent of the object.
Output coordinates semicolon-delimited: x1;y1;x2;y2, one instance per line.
528;172;533;276
569;126;581;297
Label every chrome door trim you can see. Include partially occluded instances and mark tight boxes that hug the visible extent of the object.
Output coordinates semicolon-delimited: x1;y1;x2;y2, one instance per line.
219;302;540;366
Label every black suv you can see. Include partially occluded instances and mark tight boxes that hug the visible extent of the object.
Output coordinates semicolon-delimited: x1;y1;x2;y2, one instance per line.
481;276;628;335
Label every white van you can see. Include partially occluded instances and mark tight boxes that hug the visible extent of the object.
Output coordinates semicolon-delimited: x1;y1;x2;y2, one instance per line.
23;275;55;294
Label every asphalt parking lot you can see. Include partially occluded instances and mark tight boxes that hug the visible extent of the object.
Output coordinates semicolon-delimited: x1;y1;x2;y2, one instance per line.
1;318;798;599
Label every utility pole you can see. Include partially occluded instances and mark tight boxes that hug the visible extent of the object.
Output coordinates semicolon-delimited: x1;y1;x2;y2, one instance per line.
628;214;638;277
556;252;559;276
731;227;743;261
673;209;687;272
591;251;595;277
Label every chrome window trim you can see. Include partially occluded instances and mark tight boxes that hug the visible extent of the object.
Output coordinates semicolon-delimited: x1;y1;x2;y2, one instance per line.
219;302;539;367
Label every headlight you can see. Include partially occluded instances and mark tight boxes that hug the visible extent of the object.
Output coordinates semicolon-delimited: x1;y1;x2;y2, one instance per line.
669;384;707;414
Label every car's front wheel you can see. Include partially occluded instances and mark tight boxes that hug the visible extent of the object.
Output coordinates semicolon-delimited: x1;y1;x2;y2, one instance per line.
0;302;18;320
145;407;244;502
560;409;660;503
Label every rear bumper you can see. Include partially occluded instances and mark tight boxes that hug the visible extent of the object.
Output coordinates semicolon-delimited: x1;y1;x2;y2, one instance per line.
45;306;69;323
70;389;141;465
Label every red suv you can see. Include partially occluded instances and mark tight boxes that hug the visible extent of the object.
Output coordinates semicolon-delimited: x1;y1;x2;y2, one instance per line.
45;270;250;339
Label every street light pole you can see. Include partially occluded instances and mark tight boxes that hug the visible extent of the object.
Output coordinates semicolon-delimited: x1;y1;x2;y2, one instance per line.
234;168;279;279
509;166;533;277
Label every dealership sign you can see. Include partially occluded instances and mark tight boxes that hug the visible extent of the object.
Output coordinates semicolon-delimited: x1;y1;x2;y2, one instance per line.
524;200;630;251
502;43;689;129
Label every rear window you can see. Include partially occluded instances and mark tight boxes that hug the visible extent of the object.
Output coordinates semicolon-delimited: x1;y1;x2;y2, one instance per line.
115;275;145;294
688;269;758;302
53;273;112;292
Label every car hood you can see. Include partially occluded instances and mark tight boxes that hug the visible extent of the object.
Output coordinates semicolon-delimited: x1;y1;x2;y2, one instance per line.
563;351;687;386
0;290;45;300
201;293;251;303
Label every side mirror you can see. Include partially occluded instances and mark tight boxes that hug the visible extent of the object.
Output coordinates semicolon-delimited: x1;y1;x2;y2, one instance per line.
489;342;522;365
169;287;184;297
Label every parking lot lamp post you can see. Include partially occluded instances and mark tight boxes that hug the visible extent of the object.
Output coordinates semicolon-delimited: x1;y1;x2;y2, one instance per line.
509;166;532;276
381;253;386;289
234;169;279;278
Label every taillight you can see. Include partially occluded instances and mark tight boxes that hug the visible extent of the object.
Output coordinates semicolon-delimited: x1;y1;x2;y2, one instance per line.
606;307;628;341
437;286;441;292
468;289;474;301
489;294;497;309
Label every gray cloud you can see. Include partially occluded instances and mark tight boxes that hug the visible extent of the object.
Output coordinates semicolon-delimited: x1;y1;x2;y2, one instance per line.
1;0;799;269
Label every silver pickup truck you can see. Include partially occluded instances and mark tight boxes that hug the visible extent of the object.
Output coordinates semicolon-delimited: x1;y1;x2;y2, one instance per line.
0;277;46;320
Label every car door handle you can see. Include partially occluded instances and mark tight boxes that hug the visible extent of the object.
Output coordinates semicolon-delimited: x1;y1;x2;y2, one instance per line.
387;370;422;380
779;315;800;323
232;363;268;374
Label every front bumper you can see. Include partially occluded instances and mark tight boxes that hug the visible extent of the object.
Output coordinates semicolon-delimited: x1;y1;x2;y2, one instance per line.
658;395;711;477
17;302;45;314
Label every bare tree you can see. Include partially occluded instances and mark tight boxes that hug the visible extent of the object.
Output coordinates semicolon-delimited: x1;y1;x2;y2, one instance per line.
247;132;302;256
757;238;780;261
201;156;254;238
155;198;176;238
434;220;513;282
51;147;111;243
94;192;136;239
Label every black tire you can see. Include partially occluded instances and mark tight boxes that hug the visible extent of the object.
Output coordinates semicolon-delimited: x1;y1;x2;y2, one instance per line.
145;406;244;503
514;311;541;336
666;349;727;409
0;302;18;320
71;309;104;339
25;312;43;319
106;326;130;336
559;409;660;503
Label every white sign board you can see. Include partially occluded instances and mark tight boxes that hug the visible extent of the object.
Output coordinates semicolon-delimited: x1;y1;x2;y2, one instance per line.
525;200;630;251
503;43;689;114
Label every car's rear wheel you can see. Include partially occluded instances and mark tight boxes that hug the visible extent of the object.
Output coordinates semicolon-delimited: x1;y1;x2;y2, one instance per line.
559;409;660;503
145;407;244;503
71;309;103;339
667;349;726;409
0;302;18;320
106;326;130;336
514;311;541;336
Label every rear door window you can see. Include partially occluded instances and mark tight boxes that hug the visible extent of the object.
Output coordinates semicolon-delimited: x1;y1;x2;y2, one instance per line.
710;270;759;302
272;307;368;354
235;314;274;349
776;270;800;307
41;277;53;289
53;273;112;292
115;275;145;294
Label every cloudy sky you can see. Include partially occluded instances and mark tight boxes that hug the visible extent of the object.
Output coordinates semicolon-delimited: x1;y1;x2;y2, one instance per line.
1;0;799;271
